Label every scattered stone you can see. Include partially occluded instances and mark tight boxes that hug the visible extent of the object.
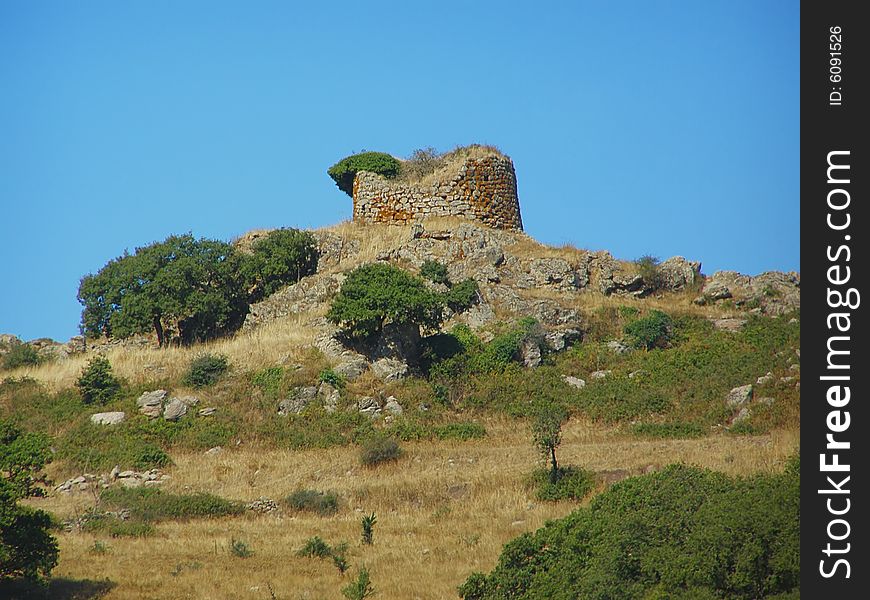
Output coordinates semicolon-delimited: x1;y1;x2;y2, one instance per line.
780;376;795;383
383;396;403;415
725;384;753;409
357;396;381;418
246;497;279;514
163;397;189;421
318;382;340;413
628;370;644;379
205;446;223;455
90;411;126;426
333;357;369;381
55;468;166;494
562;375;586;389
137;389;167;418
110;465;120;480
590;370;611;380
520;339;542;368
756;372;774;386
606;340;630;354
198;407;217;417
278;386;318;416
757;397;776;407
731;407;751;424
544;329;582;352
711;318;747;332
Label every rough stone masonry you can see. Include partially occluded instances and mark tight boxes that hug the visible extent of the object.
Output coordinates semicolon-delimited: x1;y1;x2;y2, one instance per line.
352;154;524;230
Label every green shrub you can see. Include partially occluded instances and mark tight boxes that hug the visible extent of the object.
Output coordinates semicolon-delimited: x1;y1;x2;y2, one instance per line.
470;318;539;374
361;512;377;545
244;228;319;299
531;402;567;483
252;366;284;396
342;566;375;600
99;487;243;522
460;463;799;599
79;511;155;538
635;254;665;291
75;356;121;405
420;260;450;285
0;421;58;581
624;310;674;350
632;422;705;439
360;435;403;467
528;466;595;501
327;263;444;340
318;368;345;389
230;538;253;558
285;489;339;516
1;344;41;370
445;278;480;313
183;354;229;388
328;152;401;196
296;536;333;559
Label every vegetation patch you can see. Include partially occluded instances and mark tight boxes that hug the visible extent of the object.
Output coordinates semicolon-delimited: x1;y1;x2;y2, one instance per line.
528;466;595;502
182;353;229;388
76;356;122;405
328;152;401;196
285;489;339;516
632;422;706;439
359;435;403;467
99;487;244;522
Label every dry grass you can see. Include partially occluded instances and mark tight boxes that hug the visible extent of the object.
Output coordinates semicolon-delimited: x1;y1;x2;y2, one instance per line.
5;309;324;392
32;417;799;599
395;144;507;187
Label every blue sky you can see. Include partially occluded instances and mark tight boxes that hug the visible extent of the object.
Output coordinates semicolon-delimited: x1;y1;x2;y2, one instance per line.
0;0;799;342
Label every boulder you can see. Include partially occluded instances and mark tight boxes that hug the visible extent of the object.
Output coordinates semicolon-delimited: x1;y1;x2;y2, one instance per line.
137;389;167;418
756;372;774;386
590;370;611;380
278;386;317;416
90;412;126;426
544;329;582;352
383;396;403;415
657;257;702;291
333;357;369;381
163;398;188;421
371;357;409;382
725;384;753;409
520;339;542;368
318;382;340;413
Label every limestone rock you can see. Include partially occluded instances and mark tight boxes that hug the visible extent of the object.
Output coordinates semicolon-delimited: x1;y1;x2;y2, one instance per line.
606;340;630;354
357;396;381;418
318;382;340;413
756;372;774;386
590;370;611;380
333;357;369;381
371;357;409;382
163;398;188;421
383;396;403;415
278;386;318;416
520;339;542;368
198;407;217;417
137;389;167;418
563;375;586;389
90;412;126;426
725;384;753;409
657;256;702;291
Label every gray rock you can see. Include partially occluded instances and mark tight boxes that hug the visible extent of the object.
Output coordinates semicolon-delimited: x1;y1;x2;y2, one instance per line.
90;411;126;425
544;329;582;352
137;389;167;418
590;370;611;380
205;446;223;455
657;257;702;291
278;386;318;416
383;396;403;415
163;398;188;421
198;407;217;417
371;357;409;382
520;339;542;368
756;372;774;386
606;340;630;354
711;318;747;332
731;407;751;424
318;382;340;413
357;396;381;418
333;357;369;381
725;384;753;408
562;375;586;389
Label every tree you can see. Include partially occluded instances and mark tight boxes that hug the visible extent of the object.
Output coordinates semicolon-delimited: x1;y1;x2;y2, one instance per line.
242;228;319;300
75;356;122;405
78;234;251;346
624;310;674;350
531;403;568;484
0;420;58;581
327;263;444;340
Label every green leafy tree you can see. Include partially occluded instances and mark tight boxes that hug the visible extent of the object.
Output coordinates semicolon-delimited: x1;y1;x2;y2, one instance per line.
75;356;122;405
624;310;674;350
327;263;444;340
243;228;319;299
1;420;59;581
78;234;250;346
328;152;401;196
531;403;568;484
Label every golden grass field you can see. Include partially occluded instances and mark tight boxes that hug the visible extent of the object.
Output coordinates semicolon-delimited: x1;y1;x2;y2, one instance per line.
31;418;799;600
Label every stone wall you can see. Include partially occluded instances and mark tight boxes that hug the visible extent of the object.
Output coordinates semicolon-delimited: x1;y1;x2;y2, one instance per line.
352;155;523;230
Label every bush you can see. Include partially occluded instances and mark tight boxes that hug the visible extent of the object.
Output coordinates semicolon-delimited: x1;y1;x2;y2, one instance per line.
445;278;480;313
244;228;319;299
318;368;345;389
80;512;154;538
99;487;244;522
624;310;674;350
285;489;339;516
183;354;229;388
460;463;799;599
327;263;444;340
252;366;284;396
528;466;595;501
361;512;376;545
360;435;403;467
0;421;58;581
342;566;375;600
635;254;665;292
420;260;450;285
1;344;40;371
328;152;401;196
230;538;253;558
75;356;121;405
297;536;333;559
